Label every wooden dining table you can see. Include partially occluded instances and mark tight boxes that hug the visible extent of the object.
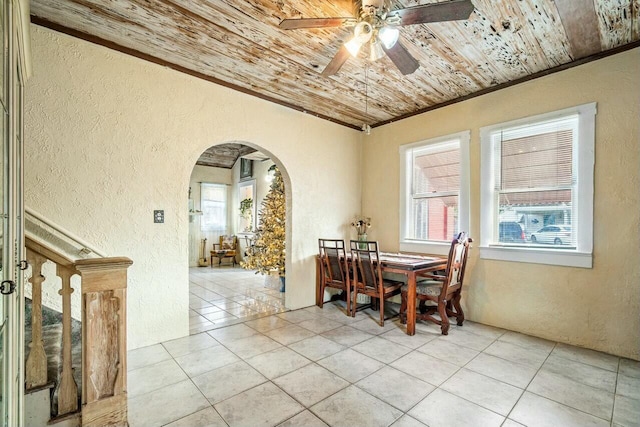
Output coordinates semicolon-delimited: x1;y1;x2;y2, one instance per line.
377;252;447;335
315;251;447;336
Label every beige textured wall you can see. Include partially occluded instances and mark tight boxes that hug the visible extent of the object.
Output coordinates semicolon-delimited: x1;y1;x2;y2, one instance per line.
25;25;362;349
363;48;639;359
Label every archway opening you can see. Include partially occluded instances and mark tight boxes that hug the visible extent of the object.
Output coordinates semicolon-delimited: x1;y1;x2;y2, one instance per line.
186;142;290;333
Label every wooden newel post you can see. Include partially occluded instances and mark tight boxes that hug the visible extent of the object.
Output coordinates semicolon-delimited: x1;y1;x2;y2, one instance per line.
75;257;133;427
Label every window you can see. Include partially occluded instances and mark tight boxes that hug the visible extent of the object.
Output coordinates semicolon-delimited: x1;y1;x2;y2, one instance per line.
201;183;227;232
480;103;596;268
399;131;470;255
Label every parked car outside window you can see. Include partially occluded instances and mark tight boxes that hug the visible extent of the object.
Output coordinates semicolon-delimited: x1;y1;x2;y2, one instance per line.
498;222;526;243
530;225;572;245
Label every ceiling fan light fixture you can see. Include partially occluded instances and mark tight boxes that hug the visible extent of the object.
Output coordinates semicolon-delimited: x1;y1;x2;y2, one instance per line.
346;21;373;57
370;39;385;61
345;36;364;57
378;26;399;49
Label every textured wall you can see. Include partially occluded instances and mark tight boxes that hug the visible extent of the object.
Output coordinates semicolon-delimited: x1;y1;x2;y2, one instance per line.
363;48;640;359
25;25;362;349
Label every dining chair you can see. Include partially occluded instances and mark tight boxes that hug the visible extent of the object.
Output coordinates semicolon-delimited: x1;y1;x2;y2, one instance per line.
399;232;470;335
350;240;404;326
318;239;351;314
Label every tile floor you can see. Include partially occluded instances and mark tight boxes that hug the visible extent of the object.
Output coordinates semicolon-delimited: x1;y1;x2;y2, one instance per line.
188;267;287;334
128;270;640;427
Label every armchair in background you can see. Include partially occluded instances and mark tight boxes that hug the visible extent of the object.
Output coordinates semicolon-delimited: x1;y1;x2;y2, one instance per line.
210;235;238;267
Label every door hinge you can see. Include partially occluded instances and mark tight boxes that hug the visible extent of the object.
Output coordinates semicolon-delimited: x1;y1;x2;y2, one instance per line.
0;280;16;295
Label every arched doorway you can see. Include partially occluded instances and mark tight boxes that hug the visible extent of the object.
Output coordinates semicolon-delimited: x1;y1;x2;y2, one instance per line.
186;142;290;334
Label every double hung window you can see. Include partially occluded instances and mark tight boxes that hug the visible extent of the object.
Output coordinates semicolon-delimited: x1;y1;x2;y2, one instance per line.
200;183;227;233
400;131;470;255
480;103;596;267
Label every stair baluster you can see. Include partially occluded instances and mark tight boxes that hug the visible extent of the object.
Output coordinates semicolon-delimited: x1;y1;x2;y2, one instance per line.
55;265;79;415
25;251;49;389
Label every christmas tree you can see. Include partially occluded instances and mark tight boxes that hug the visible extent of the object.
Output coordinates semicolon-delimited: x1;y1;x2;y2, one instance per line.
241;165;286;279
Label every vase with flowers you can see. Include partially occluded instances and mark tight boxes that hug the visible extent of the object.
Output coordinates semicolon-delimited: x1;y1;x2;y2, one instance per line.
351;216;372;248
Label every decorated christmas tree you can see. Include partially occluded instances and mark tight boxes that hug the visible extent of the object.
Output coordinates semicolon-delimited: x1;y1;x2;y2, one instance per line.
241;165;286;284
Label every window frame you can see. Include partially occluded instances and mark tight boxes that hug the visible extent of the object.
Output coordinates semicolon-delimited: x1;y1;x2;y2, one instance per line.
200;182;228;233
479;103;596;268
399;130;471;255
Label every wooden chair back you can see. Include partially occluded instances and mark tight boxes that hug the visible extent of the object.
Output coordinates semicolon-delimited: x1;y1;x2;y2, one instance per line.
349;240;383;293
318;239;348;285
441;232;470;296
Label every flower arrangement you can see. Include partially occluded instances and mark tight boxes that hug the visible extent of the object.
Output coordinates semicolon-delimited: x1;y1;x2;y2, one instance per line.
351;216;372;236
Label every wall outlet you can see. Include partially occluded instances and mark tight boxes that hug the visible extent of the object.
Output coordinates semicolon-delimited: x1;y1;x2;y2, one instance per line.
154;210;164;223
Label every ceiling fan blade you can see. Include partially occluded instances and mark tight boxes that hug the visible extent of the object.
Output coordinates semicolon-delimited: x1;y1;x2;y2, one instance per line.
389;0;474;26
321;45;351;77
279;17;356;30
383;41;419;75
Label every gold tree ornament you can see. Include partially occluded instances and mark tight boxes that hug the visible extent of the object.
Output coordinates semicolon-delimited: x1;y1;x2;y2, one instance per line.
241;166;286;277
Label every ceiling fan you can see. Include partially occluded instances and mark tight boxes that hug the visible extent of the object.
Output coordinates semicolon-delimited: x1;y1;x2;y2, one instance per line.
279;0;475;77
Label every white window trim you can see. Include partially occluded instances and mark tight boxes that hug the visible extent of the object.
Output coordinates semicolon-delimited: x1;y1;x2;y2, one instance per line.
200;182;228;233
479;102;596;268
399;130;471;255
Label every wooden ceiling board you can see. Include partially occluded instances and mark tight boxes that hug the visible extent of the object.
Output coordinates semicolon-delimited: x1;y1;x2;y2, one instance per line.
30;0;640;129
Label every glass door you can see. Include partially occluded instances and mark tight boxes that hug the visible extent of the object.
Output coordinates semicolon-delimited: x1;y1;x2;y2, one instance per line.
0;1;8;423
0;0;26;425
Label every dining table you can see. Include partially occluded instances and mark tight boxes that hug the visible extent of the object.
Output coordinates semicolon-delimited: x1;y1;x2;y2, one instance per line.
377;252;447;335
315;251;447;336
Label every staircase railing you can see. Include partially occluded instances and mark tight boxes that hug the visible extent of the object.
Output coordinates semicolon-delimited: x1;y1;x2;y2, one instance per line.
24;211;132;426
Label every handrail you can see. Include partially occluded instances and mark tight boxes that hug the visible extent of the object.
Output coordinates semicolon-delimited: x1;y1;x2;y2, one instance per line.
25;237;131;425
25;207;106;257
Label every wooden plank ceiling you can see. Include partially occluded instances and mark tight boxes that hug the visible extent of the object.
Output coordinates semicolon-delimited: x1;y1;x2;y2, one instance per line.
31;0;640;130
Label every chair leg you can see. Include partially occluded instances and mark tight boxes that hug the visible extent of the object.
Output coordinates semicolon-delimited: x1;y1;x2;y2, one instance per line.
345;285;350;316
438;301;450;335
399;290;407;324
379;296;385;327
318;283;325;308
351;289;357;317
452;293;465;326
419;300;428;314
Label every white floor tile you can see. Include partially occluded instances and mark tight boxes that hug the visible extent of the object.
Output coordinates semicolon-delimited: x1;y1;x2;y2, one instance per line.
273;363;349;407
356;366;435;412
245;346;312;379
128;359;188;398
390;351;459;386
128;379;210;427
310;385;403;427
164;407;228;427
510;392;609;427
408;388;504;427
552;343;619;372
192;360;268;404
215;382;304;427
527;370;614;420
440;368;523;416
317;348;385;383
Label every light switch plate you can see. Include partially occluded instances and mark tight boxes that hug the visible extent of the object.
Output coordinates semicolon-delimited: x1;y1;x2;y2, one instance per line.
154;210;164;223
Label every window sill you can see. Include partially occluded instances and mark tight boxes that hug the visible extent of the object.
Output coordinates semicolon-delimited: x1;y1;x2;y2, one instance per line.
400;240;451;256
480;245;592;268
